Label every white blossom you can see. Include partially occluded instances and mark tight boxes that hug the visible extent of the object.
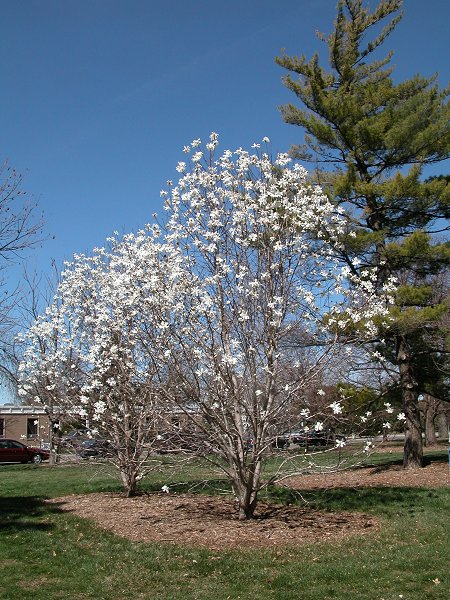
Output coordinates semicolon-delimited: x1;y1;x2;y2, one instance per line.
364;441;374;453
17;133;395;512
329;401;342;415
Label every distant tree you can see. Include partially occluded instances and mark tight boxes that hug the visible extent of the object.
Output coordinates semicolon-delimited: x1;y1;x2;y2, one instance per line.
276;0;450;467
0;161;44;388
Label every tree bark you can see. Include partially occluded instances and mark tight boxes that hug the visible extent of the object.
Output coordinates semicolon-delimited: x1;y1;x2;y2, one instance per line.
121;467;138;497
437;411;448;439
423;394;439;446
236;485;258;520
397;336;423;468
48;422;62;465
232;454;261;520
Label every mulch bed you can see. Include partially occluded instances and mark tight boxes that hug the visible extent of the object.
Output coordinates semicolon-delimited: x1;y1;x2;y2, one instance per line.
286;458;449;491
48;492;378;550
47;458;448;550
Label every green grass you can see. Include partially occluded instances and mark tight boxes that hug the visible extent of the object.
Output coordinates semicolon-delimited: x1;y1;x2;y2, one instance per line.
0;450;449;600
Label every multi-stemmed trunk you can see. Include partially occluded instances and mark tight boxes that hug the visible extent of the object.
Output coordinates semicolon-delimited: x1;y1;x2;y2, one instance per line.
231;453;262;520
112;408;140;497
48;421;62;465
120;462;139;497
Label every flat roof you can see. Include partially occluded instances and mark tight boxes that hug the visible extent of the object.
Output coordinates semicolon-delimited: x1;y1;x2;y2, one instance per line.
0;405;47;415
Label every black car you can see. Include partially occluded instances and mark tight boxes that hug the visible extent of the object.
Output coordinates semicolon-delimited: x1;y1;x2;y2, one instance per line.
76;438;111;459
61;428;90;448
273;428;340;448
271;435;290;449
290;429;330;446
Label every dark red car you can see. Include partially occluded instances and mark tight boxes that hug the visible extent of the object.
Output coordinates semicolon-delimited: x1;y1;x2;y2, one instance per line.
0;439;50;464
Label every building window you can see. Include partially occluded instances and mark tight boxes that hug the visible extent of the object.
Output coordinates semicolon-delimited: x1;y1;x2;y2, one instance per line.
27;418;38;438
0;418;4;438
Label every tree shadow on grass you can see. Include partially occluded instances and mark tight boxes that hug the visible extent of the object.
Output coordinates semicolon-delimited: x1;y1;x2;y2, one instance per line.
139;470;446;516
357;451;448;473
266;485;443;514
0;496;64;533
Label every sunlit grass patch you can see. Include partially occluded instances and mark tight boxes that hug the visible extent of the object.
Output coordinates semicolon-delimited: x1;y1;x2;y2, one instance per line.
0;449;448;600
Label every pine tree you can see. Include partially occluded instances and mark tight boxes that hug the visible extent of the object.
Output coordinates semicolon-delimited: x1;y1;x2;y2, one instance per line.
276;0;449;467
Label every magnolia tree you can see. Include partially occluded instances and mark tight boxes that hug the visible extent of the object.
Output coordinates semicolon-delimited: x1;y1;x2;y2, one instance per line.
160;134;397;519
17;296;84;463
19;227;187;495
19;134;400;513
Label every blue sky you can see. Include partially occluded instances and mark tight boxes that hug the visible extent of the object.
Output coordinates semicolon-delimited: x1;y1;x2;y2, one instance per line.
1;0;449;402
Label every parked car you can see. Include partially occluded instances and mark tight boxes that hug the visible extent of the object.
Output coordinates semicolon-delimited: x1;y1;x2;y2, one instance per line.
0;438;50;464
273;428;344;448
291;429;329;446
271;435;290;449
76;438;112;459
61;428;90;448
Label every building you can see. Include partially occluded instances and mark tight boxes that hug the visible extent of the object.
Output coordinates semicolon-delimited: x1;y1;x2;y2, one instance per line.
0;405;52;446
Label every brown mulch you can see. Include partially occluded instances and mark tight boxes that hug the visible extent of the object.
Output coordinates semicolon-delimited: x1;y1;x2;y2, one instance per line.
286;457;449;491
48;492;378;550
48;459;448;551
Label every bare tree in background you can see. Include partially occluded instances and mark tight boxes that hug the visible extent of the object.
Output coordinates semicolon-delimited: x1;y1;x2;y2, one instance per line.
0;161;44;390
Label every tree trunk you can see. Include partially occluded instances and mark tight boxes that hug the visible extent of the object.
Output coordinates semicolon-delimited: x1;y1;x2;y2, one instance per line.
48;423;62;465
424;410;437;446
423;394;438;446
232;455;261;520
437;411;448;439
397;336;423;468
120;466;138;497
236;484;258;520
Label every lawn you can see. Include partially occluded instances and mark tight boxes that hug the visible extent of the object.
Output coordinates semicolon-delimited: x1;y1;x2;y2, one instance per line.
0;448;448;600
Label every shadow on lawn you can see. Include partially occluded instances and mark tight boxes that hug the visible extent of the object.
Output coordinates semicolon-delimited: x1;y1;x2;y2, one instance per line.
0;496;63;533
359;451;447;473
266;485;443;513
141;475;444;516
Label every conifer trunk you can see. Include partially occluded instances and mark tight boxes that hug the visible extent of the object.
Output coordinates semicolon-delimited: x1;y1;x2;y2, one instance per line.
437;412;448;440
397;336;423;468
423;394;438;446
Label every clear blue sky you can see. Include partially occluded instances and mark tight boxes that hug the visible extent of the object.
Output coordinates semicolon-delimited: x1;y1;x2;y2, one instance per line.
1;0;449;401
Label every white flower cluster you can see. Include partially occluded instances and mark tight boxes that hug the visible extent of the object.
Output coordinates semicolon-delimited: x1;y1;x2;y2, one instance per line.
18;227;187;427
18;134;397;460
